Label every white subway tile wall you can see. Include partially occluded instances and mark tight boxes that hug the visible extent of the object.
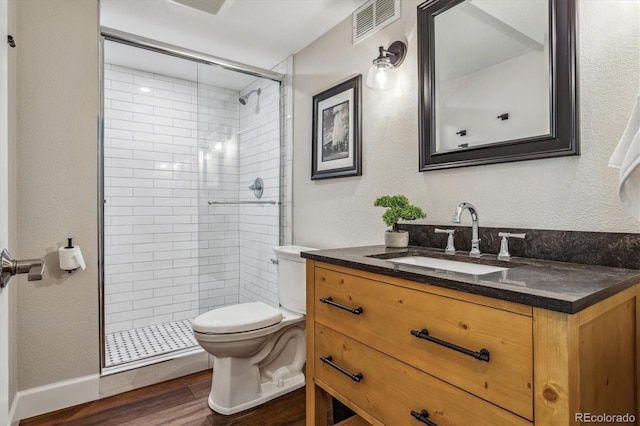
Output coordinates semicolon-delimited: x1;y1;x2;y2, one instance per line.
237;79;281;306
195;73;242;316
280;56;294;247
104;63;282;336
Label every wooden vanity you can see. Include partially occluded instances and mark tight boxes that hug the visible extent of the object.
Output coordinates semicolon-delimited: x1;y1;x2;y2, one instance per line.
305;256;639;426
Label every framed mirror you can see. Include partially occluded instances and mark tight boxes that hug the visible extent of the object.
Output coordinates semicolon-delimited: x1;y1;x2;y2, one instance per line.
418;0;578;171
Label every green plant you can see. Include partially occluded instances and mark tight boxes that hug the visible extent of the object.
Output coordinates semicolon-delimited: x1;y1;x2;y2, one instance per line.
374;195;426;232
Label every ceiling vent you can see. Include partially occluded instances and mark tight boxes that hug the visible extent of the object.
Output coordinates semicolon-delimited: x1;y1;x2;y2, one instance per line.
352;0;401;45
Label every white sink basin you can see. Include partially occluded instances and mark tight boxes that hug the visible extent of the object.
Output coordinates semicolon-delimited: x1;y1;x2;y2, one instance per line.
388;256;508;275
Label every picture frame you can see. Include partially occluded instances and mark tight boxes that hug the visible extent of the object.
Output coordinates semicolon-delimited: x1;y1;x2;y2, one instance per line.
311;75;362;180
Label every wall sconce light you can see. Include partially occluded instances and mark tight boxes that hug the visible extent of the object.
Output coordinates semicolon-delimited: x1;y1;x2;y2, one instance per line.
366;41;407;91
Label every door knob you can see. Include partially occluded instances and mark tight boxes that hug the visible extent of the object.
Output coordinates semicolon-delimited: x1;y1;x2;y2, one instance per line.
1;248;45;288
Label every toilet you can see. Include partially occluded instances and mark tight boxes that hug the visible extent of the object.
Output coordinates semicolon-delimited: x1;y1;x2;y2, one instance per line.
192;245;316;415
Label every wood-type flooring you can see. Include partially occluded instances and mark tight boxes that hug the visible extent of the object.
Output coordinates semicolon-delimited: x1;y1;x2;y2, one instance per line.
19;369;320;426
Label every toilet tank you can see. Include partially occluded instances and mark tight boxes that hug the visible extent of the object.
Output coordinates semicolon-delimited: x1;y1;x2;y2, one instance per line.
273;245;317;315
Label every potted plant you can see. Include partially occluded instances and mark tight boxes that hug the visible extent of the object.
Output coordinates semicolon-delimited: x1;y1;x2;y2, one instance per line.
374;195;427;248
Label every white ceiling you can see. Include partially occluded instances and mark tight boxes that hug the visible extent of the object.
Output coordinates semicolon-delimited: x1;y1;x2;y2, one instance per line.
101;0;364;90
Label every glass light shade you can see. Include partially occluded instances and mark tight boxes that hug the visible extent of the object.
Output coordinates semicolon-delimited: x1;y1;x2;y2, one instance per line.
366;58;398;91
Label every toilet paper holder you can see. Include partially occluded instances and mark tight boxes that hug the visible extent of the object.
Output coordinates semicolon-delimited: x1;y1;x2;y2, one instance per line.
59;238;86;273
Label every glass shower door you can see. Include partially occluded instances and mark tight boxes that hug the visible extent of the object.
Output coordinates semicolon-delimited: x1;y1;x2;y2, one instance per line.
196;62;282;315
102;40;202;368
102;38;284;371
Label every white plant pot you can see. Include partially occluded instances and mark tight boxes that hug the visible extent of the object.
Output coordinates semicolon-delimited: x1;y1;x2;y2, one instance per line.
384;231;409;248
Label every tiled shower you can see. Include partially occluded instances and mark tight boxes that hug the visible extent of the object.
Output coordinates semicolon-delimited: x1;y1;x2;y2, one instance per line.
102;40;284;368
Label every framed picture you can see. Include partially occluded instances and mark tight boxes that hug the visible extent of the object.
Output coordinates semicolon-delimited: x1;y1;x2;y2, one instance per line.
311;75;362;180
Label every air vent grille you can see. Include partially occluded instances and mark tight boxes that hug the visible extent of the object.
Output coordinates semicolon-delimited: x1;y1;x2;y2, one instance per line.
356;5;375;39
352;0;401;45
375;0;396;25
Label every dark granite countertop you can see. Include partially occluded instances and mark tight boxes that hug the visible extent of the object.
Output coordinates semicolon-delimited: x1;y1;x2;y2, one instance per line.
301;245;640;314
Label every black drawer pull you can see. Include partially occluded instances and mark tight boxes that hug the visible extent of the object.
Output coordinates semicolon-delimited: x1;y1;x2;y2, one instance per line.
319;355;363;382
411;409;437;426
410;328;490;362
319;297;363;315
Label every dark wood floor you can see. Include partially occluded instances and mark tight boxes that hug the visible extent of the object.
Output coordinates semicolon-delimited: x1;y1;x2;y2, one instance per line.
20;369;317;426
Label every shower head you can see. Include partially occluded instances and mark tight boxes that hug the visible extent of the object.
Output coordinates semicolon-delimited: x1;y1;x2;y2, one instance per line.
239;88;261;105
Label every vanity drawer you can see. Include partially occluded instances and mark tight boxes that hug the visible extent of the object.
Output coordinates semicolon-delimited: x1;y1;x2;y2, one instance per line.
314;267;533;420
314;324;531;426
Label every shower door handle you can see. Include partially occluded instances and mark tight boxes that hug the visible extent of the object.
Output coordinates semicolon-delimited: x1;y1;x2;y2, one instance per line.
1;248;46;288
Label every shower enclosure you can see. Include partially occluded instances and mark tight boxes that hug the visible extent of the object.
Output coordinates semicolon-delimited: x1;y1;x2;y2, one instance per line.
100;33;285;370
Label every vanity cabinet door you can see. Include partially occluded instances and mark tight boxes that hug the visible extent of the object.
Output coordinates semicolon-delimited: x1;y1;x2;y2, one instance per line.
314;267;533;420
315;324;531;426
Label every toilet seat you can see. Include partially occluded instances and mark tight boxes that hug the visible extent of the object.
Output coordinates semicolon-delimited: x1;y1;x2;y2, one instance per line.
193;301;283;334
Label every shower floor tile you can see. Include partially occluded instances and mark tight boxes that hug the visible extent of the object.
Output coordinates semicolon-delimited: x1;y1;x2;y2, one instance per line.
105;319;198;367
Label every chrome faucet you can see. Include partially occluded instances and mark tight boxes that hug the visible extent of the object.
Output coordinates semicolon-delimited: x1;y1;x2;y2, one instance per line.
452;202;481;257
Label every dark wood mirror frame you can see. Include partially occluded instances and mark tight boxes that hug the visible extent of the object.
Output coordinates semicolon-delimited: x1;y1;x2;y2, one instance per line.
418;0;578;171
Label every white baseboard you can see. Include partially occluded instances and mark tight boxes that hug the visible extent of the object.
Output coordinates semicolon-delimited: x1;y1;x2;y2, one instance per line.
12;374;100;422
6;397;18;426
10;349;211;423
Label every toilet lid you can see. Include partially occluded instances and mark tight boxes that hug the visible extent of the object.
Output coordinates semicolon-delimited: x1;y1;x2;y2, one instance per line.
192;302;283;334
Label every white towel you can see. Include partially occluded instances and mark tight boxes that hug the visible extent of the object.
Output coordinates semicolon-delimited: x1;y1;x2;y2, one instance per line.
609;95;640;221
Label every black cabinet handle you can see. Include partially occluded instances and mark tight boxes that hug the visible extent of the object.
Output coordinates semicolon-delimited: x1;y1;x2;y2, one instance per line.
411;409;437;426
410;328;490;362
319;355;363;382
319;297;363;315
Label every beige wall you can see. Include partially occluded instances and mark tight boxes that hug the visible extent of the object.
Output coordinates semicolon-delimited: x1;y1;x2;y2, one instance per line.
292;0;640;250
16;0;99;389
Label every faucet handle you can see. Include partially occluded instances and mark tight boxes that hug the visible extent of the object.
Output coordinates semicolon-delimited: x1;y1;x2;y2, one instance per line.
498;232;526;239
434;228;456;254
434;228;454;234
497;232;526;260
